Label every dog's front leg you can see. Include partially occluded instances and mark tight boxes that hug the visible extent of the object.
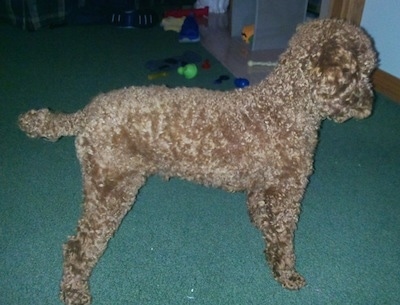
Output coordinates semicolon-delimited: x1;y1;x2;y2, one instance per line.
247;189;306;290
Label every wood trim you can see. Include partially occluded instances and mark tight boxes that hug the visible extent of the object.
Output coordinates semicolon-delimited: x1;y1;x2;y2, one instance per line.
329;0;365;25
372;69;400;103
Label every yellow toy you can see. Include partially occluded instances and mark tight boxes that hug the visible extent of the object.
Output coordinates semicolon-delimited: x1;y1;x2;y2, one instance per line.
241;24;254;43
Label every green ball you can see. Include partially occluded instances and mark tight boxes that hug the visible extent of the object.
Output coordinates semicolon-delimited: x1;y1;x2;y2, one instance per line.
177;64;198;79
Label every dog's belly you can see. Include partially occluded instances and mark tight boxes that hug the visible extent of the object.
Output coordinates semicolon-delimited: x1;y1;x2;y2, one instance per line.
160;163;272;192
151;145;281;192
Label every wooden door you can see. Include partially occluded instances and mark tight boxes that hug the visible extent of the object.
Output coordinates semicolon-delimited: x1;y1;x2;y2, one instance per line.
328;0;365;25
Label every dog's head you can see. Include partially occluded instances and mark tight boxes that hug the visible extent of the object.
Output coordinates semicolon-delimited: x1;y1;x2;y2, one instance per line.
289;19;377;123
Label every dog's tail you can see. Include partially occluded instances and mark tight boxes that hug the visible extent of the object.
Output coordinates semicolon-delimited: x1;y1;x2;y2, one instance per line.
18;109;86;142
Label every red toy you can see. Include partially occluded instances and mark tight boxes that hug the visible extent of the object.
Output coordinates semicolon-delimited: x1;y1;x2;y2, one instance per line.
164;6;209;18
201;59;211;69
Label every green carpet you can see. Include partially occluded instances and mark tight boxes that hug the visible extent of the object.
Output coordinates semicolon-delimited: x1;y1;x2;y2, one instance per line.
1;24;399;305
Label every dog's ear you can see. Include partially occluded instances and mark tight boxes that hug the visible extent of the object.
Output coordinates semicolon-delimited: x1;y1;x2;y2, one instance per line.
312;42;358;97
311;41;374;122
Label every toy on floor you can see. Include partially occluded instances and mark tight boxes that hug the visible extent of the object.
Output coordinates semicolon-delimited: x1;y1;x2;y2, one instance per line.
241;24;254;43
213;74;230;84
178;64;198;79
201;59;211;69
234;78;250;88
161;16;185;32
164;6;209;18
147;71;168;80
179;15;200;43
145;51;202;72
248;60;278;67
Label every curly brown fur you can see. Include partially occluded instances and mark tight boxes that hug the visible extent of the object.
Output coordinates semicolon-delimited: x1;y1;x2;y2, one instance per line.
18;19;376;305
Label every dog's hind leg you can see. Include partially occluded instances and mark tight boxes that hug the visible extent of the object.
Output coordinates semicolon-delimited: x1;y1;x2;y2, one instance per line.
60;155;147;305
247;188;306;290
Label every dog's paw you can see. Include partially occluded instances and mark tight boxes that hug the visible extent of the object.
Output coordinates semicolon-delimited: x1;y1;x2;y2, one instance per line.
275;270;306;290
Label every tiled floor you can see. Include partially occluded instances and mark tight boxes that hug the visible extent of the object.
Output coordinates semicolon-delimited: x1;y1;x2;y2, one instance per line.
199;13;282;85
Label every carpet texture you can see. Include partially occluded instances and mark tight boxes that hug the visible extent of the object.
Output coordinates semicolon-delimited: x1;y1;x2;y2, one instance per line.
1;23;399;305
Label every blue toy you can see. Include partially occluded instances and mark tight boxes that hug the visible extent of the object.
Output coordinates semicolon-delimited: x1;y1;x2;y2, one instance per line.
214;75;230;84
179;14;200;43
234;78;250;88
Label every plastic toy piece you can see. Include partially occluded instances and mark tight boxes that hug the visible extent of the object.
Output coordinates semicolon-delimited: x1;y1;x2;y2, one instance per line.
161;16;185;32
148;71;168;80
164;6;209;18
214;75;230;84
179;15;200;43
201;59;211;69
145;51;202;72
247;60;278;67
234;78;250;88
241;24;254;43
177;64;198;79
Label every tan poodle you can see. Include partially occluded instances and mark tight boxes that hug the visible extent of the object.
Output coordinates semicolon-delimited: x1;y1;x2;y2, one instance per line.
18;19;376;305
